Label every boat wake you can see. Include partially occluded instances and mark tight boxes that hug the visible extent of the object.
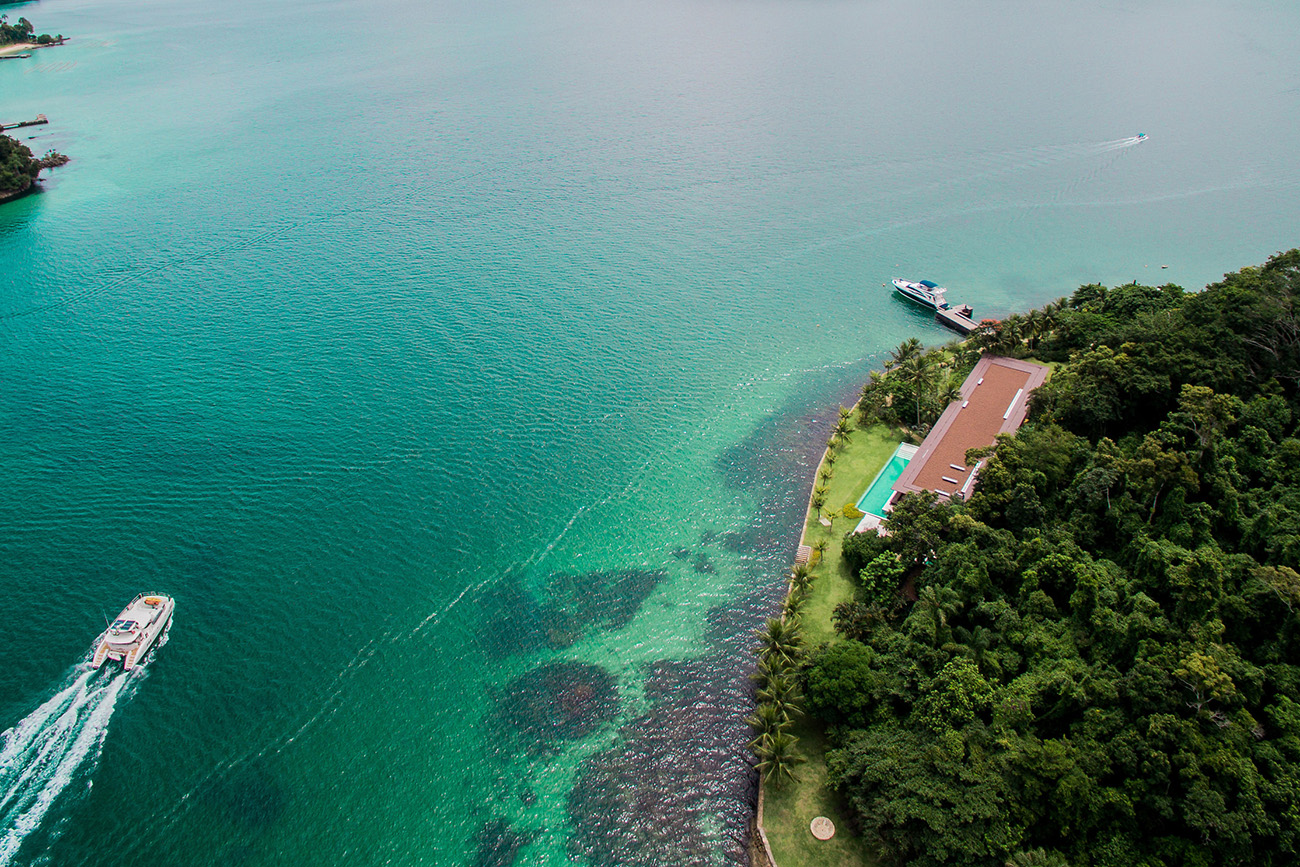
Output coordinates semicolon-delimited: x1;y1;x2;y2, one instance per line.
1096;133;1148;151
0;661;143;866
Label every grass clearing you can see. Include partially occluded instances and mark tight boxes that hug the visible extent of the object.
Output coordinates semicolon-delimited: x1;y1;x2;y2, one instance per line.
760;421;902;867
761;715;877;867
800;423;906;646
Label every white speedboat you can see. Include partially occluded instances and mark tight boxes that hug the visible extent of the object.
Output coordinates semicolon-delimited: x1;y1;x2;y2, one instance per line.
892;278;950;311
92;594;174;670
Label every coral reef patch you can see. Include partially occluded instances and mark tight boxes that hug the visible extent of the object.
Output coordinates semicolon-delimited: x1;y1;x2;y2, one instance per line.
498;662;618;752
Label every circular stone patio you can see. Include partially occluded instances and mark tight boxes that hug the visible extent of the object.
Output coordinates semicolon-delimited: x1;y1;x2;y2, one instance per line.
810;816;835;840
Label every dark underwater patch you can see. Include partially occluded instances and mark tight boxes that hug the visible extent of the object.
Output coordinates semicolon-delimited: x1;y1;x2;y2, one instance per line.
477;580;552;659
691;551;715;574
479;569;665;659
498;662;617;752
196;762;286;832
565;367;873;866
473;818;538;867
565;653;755;867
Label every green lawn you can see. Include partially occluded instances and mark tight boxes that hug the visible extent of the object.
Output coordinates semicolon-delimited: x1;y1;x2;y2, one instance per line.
760;422;902;867
799;423;906;646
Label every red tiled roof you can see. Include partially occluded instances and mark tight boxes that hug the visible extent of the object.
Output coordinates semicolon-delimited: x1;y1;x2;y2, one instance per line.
892;355;1048;500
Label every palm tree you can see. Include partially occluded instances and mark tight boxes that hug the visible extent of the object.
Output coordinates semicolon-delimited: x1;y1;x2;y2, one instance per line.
818;468;832;485
997;314;1025;353
790;564;813;594
930;376;962;423
812;538;829;562
833;415;853;439
859;370;890;425
951;340;982;370
838;405;853;421
754;731;804;787
1042;297;1068;327
955;624;996;669
887;337;923;372
898;352;939;428
810;488;826;513
757;674;803;719
783;586;808;618
750;654;793;691
916;585;962;647
755;617;802;666
746;701;789;748
824;449;838;468
1024;308;1052;351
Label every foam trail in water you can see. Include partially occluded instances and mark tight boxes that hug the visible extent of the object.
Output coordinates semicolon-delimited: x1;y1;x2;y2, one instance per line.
0;663;139;866
1094;134;1148;152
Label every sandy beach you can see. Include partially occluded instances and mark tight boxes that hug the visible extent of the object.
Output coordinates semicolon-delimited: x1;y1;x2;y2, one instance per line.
0;42;37;56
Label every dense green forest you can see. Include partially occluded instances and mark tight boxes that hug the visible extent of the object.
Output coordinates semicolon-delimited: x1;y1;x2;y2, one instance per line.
0;14;60;45
0;134;41;196
801;251;1300;866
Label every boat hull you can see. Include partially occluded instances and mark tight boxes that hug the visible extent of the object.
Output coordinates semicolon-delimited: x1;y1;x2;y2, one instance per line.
92;594;174;671
891;278;949;311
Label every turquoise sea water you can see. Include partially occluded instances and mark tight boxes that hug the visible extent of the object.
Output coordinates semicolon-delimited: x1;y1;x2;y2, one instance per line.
2;0;1298;864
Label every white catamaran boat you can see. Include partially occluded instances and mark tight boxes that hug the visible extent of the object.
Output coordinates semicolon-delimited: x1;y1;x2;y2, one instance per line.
892;278;951;311
92;594;175;670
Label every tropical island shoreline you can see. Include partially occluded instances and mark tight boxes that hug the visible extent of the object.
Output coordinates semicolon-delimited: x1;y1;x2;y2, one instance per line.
0;136;68;203
0;39;66;56
749;251;1300;867
0;12;66;54
0;15;71;204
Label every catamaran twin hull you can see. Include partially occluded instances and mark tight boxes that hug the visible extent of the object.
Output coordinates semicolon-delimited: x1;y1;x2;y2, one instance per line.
92;594;174;671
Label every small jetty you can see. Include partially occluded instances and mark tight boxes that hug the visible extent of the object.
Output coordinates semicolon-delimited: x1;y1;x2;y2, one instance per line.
889;276;990;336
936;303;978;335
0;114;48;132
0;53;32;60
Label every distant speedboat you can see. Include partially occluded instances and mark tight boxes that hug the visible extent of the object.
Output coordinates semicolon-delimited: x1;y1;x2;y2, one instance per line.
892;278;950;311
92;594;174;670
1137;133;1147;141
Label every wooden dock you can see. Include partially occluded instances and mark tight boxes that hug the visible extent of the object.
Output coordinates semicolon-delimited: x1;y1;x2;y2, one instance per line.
0;114;48;132
936;304;979;335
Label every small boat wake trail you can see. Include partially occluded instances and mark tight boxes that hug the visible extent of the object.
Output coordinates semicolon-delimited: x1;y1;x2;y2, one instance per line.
0;661;144;866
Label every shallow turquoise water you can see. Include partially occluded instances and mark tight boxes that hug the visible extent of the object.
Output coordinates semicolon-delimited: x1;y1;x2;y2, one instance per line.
1;0;1298;864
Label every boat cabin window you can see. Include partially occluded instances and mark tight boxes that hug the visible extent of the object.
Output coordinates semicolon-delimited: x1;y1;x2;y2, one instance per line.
111;619;136;632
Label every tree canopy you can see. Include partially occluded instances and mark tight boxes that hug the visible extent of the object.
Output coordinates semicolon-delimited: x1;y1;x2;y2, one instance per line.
0;14;59;46
0;134;41;196
806;251;1300;867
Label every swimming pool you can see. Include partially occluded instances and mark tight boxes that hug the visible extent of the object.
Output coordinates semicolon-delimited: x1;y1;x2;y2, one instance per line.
855;443;918;518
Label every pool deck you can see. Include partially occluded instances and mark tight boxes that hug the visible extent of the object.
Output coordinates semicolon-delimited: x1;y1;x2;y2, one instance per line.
852;442;918;534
